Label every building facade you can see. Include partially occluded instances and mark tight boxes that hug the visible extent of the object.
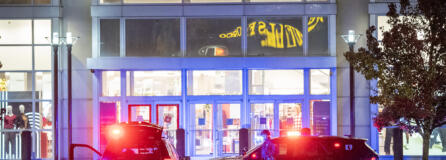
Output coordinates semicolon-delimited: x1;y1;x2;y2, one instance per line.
0;0;443;159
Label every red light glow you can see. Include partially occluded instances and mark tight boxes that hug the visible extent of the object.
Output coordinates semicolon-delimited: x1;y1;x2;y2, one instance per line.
251;153;257;159
334;142;341;148
371;157;376;160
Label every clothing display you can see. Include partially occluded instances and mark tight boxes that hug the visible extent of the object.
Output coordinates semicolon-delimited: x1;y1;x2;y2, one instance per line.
4;115;16;129
25;112;41;129
21;131;32;160
4;132;16;154
16;113;30;129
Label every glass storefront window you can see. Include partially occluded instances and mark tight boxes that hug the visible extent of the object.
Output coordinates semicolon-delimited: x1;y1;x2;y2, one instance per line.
194;104;213;155
125;0;181;3
102;71;120;97
37;130;53;159
279;103;302;136
251;103;274;146
0;72;33;100
0;47;32;71
189;0;241;3
308;16;328;56
310;100;330;136
127;71;181;96
129;105;151;122
126;19;180;57
247;17;303;56
187;18;242;57
100;19;120;57
0;20;32;44
37;101;53;129
188;70;242;95
249;70;304;95
34;19;51;44
377;16;391;41
310;69;330;95
100;0;120;4
35;46;52;70
35;72;52;100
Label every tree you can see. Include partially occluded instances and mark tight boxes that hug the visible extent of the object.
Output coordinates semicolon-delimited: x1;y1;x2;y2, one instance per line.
344;0;446;159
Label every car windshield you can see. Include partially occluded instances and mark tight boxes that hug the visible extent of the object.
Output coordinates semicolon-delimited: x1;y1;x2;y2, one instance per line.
102;139;169;160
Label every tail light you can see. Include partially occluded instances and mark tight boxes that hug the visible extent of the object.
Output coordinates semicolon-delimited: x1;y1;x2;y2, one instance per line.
370;157;377;160
164;159;172;160
334;142;341;148
251;153;258;159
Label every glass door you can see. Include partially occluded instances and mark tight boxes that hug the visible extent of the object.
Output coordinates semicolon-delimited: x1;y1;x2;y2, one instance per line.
278;102;303;136
156;104;179;146
190;102;241;157
250;103;275;146
217;103;241;155
128;104;151;123
250;101;304;146
192;103;214;156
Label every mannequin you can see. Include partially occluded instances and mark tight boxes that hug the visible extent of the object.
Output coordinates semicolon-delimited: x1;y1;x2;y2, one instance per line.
3;105;16;157
16;104;31;160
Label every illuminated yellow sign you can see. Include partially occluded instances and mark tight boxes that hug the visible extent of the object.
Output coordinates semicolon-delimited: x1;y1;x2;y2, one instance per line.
0;79;6;91
219;17;324;49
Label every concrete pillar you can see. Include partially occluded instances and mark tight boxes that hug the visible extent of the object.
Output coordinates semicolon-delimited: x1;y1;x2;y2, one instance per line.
336;0;371;142
60;0;93;159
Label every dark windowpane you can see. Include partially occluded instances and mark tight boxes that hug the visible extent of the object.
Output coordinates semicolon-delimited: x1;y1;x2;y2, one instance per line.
100;19;120;57
126;19;180;57
100;0;120;4
0;0;31;4
308;16;328;56
35;0;51;4
187;18;241;57
247;17;303;56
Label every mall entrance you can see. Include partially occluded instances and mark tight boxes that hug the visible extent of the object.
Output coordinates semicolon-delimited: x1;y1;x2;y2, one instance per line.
188;101;241;157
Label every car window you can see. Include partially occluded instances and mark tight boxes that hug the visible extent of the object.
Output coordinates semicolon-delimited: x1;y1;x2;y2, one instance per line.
102;140;170;160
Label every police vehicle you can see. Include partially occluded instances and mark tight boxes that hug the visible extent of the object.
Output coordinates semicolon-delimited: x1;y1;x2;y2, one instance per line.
101;122;181;160
216;133;378;160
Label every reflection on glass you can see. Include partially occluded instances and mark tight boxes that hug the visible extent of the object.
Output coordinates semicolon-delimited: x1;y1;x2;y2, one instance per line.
247;17;303;56
35;46;52;71
219;104;240;154
129;105;151;123
100;0;120;3
251;103;274;146
190;0;240;2
35;72;52;100
310;69;330;95
188;70;242;95
126;19;180;57
308;17;328;56
279;103;302;136
128;71;181;96
194;104;213;155
102;71;120;97
34;19;51;44
0;47;32;71
310;100;330;136
0;20;32;44
249;70;304;95
187;18;242;57
100;19;120;57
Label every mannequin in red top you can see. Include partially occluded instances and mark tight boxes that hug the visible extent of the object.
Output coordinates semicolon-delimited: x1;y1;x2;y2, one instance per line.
3;105;17;157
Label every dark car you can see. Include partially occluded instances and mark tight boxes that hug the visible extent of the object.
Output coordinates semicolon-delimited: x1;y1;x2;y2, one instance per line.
101;122;180;160
215;136;378;160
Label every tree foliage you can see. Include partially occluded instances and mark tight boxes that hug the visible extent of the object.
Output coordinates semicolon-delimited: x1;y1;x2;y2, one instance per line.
344;0;446;159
